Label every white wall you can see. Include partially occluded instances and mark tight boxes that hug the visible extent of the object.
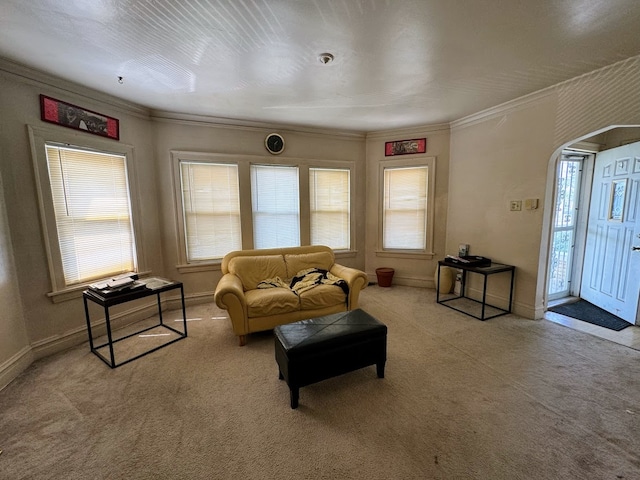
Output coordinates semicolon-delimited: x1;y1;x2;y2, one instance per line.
0;166;31;390
448;56;640;318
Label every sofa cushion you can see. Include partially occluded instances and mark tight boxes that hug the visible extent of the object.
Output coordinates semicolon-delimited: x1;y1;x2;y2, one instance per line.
299;284;347;310
245;288;300;317
228;255;287;291
284;251;334;278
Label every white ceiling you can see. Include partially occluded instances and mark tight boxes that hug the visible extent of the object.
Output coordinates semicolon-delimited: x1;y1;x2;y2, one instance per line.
2;0;640;133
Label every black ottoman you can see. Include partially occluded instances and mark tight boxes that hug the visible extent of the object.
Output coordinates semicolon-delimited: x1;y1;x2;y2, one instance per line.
274;309;387;409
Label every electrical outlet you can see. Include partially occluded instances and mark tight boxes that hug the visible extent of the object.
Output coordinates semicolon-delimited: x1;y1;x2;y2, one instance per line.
510;200;522;211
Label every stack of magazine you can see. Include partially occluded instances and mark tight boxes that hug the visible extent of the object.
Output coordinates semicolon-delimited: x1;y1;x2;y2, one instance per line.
88;274;173;297
88;273;144;297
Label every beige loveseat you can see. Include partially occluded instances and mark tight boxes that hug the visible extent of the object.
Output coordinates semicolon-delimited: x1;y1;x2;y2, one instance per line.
214;245;368;346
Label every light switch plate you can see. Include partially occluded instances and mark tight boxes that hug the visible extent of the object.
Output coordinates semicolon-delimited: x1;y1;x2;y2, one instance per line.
525;198;539;210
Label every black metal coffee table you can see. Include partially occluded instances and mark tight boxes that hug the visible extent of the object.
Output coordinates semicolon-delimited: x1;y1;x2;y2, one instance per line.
274;309;387;409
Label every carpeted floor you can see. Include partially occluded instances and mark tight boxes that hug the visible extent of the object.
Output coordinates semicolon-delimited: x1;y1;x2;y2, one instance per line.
548;299;631;331
2;286;640;479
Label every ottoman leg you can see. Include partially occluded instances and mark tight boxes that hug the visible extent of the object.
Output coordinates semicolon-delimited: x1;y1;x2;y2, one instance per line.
290;388;299;409
377;360;385;378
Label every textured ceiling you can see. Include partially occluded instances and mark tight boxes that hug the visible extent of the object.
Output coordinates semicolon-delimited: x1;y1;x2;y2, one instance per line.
2;0;640;132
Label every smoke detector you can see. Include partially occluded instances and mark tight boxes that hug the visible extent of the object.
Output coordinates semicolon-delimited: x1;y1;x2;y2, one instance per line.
318;53;334;65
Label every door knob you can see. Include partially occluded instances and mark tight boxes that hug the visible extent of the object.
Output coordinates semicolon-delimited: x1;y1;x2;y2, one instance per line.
633;246;640;251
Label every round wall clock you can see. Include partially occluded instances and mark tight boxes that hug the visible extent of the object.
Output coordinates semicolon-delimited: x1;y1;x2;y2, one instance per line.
265;133;285;155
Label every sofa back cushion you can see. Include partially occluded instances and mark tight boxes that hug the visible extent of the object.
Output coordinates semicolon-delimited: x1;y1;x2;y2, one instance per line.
228;255;287;291
284;251;334;278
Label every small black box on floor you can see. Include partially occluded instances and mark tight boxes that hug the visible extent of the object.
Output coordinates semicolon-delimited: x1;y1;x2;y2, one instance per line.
274;309;387;409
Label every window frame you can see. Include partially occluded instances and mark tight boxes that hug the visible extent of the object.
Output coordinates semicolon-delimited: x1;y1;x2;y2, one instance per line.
29;125;146;302
309;167;351;251
378;156;436;258
179;160;242;262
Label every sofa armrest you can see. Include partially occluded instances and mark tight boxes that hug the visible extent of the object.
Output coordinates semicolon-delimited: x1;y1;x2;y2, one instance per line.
214;273;248;336
330;263;368;310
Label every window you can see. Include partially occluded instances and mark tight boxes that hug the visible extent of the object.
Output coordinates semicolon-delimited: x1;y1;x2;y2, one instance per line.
45;144;136;285
381;159;435;253
310;168;350;249
172;151;354;266
30;126;144;300
180;162;241;261
251;165;300;249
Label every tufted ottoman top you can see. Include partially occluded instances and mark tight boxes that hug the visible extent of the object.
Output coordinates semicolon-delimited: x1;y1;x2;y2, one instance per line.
274;309;387;358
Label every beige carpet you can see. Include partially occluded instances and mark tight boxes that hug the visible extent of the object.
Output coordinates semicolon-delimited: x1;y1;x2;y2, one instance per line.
1;286;640;479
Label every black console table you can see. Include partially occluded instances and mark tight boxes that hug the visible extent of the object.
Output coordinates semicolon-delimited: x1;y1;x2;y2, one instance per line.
436;261;515;320
83;281;187;368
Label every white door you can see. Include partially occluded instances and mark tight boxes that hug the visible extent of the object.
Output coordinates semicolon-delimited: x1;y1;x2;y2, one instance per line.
580;141;640;324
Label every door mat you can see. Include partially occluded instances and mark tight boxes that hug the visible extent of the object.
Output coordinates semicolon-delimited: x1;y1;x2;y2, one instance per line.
548;299;631;331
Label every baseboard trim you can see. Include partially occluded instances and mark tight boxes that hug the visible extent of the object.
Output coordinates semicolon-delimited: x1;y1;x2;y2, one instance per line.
0;346;35;392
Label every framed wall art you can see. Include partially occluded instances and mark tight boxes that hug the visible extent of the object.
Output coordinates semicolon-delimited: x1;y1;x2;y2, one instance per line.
40;95;119;140
385;138;426;156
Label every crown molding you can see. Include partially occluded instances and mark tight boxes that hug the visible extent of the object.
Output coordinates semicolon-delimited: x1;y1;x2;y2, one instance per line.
450;88;556;131
451;54;640;131
366;123;450;139
150;110;366;139
0;56;150;118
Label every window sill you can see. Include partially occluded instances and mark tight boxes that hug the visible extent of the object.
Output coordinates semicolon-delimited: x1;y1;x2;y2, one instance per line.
375;250;435;260
176;262;221;274
46;270;152;303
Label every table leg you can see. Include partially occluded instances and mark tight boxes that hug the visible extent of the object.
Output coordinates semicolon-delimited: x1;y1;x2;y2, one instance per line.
83;296;94;351
104;306;116;368
156;292;163;325
180;284;187;336
481;275;488;320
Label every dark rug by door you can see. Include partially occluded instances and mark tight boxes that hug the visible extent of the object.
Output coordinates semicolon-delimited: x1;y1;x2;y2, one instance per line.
548;299;631;331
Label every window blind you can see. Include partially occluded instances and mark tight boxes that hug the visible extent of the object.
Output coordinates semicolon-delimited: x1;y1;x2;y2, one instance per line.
180;162;241;261
310;168;350;249
383;166;428;250
251;165;300;249
45;145;136;285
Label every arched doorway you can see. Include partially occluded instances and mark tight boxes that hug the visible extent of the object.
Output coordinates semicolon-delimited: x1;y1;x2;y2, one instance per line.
543;126;640;332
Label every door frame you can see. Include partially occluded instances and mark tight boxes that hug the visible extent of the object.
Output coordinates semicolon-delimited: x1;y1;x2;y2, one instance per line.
546;150;594;300
539;127;639;318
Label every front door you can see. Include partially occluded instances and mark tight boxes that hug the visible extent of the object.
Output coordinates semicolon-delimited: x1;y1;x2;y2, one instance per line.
580;141;640;324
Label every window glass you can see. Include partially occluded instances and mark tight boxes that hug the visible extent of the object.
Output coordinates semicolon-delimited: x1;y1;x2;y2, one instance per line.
383;166;428;250
45;144;136;284
180;162;241;261
310;168;350;249
251;165;300;249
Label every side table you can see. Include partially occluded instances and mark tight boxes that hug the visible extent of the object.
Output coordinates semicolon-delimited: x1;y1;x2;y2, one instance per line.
83;281;187;368
436;261;515;320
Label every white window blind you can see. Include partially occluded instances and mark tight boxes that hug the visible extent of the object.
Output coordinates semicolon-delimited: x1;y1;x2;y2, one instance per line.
310;168;350;249
251;165;300;249
180;161;241;261
383;166;428;250
45;144;136;285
